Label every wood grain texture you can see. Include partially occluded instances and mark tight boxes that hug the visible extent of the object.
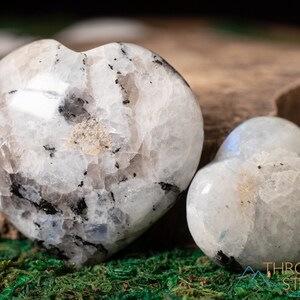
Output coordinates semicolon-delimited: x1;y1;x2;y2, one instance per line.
1;20;300;247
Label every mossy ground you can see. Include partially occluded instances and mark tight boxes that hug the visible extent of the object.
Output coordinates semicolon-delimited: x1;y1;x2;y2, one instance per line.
0;239;296;299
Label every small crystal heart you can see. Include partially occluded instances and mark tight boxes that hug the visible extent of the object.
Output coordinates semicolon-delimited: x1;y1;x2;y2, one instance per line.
0;40;203;265
187;116;300;270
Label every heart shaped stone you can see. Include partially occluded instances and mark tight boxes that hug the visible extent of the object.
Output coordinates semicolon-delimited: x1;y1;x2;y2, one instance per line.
187;117;300;270
0;40;203;265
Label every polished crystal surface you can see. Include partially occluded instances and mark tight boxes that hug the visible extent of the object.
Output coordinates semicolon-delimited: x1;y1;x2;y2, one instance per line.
0;40;203;265
187;117;300;270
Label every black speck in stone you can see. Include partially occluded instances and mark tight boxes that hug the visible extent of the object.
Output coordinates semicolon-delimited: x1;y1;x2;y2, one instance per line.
108;64;113;70
39;60;42;63
58;92;90;123
153;54;190;87
112;147;121;154
123;99;130;105
39;200;58;215
114;58;117;61
280;163;284;166
43;145;56;151
8;90;17;94
55;59;60;64
43;144;56;158
84;171;87;175
115;162;119;169
71;198;87;215
258;165;261;169
74;235;108;254
117;43;132;62
77;97;84;104
10;182;26;199
158;182;180;193
117;71;121;75
110;191;115;202
133;173;136;177
115;79;119;84
152;205;156;211
9;175;45;206
119;177;128;183
150;81;152;84
78;181;84;187
153;59;163;65
34;222;40;228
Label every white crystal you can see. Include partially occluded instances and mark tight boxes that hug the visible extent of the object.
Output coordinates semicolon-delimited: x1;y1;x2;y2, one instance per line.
0;39;203;265
187;117;300;270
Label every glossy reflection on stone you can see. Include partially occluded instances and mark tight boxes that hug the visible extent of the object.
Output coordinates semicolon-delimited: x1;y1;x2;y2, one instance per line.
187;117;300;270
0;40;203;266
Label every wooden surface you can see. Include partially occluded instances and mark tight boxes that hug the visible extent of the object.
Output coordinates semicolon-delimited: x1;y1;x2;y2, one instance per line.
65;20;300;165
1;20;300;248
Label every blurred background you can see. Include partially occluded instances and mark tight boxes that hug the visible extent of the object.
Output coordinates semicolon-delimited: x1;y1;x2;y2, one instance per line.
0;1;300;43
1;1;300;58
1;1;300;25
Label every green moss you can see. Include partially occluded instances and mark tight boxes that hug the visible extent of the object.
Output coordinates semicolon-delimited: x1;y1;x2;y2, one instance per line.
0;239;295;299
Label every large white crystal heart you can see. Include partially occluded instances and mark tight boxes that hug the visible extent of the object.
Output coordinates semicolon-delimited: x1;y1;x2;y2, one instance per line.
187;117;300;270
0;40;203;265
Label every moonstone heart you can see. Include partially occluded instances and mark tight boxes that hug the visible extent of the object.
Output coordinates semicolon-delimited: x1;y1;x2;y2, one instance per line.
0;40;203;265
187;117;300;270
